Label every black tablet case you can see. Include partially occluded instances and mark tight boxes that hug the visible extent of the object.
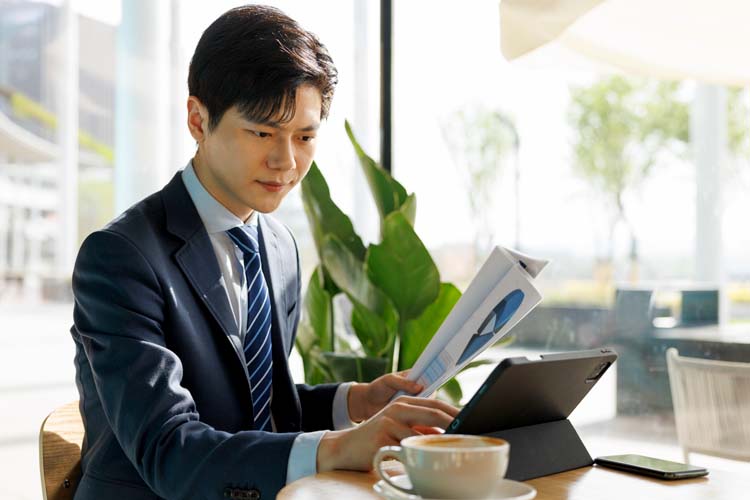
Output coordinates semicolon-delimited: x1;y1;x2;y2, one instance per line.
446;348;618;481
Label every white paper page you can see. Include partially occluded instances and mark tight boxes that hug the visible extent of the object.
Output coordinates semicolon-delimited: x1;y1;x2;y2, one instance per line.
394;246;546;400
505;248;549;278
417;264;542;397
405;247;516;382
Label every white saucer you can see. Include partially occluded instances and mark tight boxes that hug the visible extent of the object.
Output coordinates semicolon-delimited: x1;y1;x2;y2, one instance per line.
373;474;537;500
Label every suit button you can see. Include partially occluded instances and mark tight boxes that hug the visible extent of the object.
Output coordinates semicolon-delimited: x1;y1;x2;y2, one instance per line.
249;490;260;500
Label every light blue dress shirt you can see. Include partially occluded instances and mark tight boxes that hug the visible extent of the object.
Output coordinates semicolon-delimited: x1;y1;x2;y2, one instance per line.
181;161;354;484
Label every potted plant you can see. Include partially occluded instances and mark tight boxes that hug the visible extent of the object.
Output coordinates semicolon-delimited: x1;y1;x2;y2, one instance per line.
296;121;493;403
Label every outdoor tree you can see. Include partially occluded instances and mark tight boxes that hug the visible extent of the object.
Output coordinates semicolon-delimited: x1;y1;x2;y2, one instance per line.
568;75;749;279
727;89;750;164
441;107;519;263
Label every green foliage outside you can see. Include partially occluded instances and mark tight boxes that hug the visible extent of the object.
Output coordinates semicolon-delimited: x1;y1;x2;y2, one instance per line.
568;76;749;263
5;87;114;163
441;107;518;259
78;178;114;244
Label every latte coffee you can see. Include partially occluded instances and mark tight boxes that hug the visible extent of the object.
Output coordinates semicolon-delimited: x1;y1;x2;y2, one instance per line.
373;434;510;499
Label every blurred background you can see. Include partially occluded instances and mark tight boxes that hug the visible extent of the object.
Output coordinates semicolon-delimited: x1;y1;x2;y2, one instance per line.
1;0;749;497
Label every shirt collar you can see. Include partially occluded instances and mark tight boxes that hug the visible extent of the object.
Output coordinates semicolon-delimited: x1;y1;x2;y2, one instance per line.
181;160;258;234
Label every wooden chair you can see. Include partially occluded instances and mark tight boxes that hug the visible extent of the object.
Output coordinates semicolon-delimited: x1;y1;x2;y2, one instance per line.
666;348;750;463
39;401;84;500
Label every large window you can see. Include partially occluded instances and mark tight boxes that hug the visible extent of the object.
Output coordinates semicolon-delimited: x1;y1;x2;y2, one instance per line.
0;1;380;495
393;0;750;473
1;1;747;497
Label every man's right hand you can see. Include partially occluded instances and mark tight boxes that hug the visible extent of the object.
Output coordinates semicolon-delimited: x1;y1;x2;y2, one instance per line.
316;396;460;472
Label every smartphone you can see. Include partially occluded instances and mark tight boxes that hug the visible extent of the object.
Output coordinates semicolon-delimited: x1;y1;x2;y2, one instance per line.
594;454;709;480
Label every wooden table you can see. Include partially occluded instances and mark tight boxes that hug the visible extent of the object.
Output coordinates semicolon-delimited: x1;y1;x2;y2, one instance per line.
279;462;746;500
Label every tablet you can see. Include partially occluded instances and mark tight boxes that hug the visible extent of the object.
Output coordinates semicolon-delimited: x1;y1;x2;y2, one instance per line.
446;348;617;435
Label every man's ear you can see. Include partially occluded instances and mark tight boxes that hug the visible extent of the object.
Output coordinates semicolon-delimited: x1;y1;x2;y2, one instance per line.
187;96;209;142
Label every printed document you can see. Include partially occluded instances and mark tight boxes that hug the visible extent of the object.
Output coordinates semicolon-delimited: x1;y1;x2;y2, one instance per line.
404;246;547;398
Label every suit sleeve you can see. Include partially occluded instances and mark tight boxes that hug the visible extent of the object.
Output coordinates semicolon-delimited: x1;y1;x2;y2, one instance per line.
73;229;299;499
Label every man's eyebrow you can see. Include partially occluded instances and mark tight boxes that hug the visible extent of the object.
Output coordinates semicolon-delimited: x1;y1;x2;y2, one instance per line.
296;123;320;132
246;118;320;132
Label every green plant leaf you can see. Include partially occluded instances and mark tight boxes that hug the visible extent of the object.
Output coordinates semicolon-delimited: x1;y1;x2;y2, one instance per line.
321;234;400;360
439;377;463;405
301;346;336;385
322;235;389;313
296;267;337;384
399;193;417;227
295;322;316;381
296;266;334;354
301;162;366;262
345;120;411;222
321;352;390;383
398;283;461;371
458;359;495;373
367;211;441;322
350;297;398;358
492;333;515;349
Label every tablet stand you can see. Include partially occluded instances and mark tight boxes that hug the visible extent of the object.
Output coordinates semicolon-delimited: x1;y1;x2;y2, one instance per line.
487;419;592;481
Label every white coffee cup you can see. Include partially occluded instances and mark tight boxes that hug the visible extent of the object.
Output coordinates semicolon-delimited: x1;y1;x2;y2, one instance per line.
373;434;510;499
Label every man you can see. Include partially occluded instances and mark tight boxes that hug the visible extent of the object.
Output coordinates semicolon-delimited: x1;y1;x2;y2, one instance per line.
70;5;457;500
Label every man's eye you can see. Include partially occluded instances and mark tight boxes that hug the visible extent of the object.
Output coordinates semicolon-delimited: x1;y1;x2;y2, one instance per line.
300;135;315;142
251;131;271;138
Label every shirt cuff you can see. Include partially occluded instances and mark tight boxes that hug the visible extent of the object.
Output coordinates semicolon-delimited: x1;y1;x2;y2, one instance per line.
286;431;327;485
332;382;356;430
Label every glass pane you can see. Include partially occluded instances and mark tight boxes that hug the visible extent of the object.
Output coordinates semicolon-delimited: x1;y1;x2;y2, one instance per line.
0;1;379;495
393;0;750;474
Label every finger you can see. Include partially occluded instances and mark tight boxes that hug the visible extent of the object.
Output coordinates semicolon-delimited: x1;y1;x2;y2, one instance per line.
387;401;456;429
392;396;461;418
370;419;416;452
412;425;443;435
383;374;423;394
389;421;417;444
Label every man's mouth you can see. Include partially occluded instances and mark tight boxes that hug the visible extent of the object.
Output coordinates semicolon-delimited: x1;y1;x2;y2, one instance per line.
257;180;288;192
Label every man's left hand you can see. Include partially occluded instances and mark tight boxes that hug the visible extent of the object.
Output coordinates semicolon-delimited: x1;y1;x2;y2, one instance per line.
347;370;424;423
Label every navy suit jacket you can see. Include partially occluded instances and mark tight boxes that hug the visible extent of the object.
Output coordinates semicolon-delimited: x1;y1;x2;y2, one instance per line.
70;173;338;500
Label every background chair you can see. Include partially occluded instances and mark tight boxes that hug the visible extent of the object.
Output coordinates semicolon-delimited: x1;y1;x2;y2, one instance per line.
666;348;750;463
39;401;84;500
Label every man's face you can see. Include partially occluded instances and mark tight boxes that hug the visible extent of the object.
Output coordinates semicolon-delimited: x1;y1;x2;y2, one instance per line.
189;84;322;220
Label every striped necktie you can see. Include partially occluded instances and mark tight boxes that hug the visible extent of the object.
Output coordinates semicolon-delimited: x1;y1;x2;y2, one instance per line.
226;225;273;432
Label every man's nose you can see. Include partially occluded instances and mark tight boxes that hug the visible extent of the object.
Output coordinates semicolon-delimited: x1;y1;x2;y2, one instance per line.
268;139;296;171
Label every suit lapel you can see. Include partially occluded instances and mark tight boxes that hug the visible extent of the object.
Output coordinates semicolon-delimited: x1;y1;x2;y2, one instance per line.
162;173;300;429
162;174;248;376
258;215;289;355
259;215;302;431
175;237;245;363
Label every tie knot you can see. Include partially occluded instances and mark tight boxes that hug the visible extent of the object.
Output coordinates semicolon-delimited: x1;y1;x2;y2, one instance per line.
227;226;260;256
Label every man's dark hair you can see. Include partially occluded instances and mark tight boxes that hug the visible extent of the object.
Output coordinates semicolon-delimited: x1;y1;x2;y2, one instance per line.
188;5;338;130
